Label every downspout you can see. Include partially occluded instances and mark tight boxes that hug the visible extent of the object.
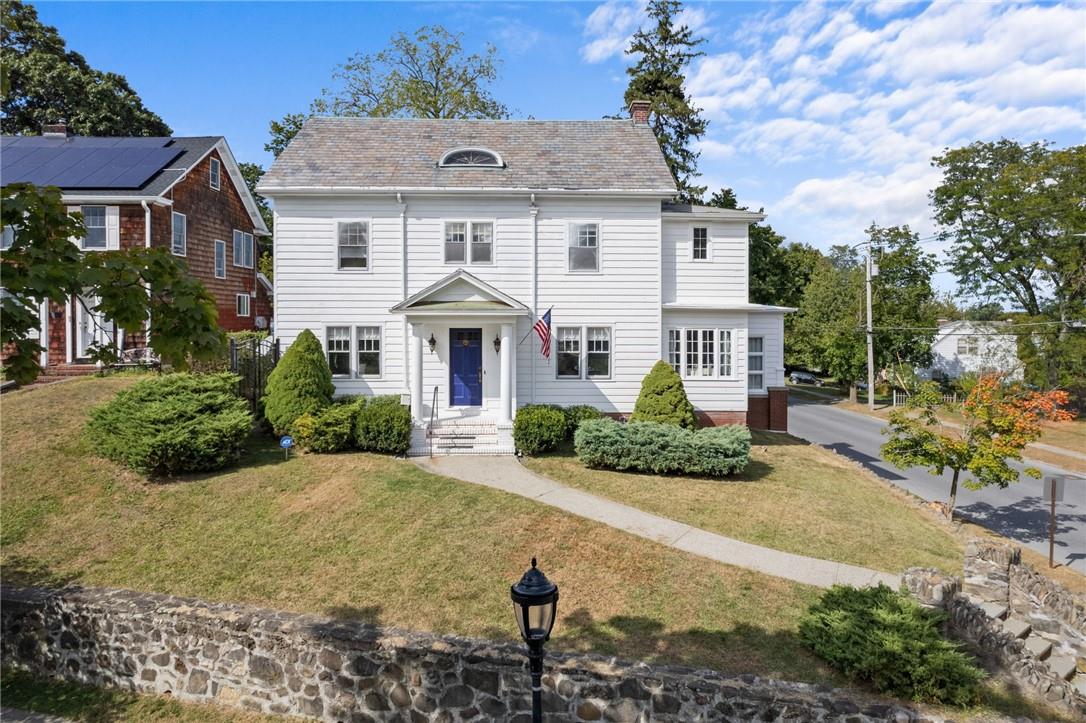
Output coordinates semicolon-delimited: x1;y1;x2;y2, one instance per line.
141;200;152;347
399;193;409;396
530;194;538;404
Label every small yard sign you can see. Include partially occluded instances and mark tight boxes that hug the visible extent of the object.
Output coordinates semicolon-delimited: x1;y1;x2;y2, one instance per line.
280;435;294;460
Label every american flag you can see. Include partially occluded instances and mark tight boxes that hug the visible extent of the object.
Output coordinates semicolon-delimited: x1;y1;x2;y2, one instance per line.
533;308;552;359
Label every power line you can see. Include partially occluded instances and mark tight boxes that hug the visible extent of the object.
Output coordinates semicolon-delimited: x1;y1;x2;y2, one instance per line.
871;320;1082;332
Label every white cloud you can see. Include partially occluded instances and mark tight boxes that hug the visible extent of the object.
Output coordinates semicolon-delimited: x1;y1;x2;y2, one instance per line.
697;139;736;160
580;0;644;63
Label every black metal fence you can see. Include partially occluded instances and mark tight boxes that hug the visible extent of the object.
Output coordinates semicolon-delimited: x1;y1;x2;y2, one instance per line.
229;336;280;414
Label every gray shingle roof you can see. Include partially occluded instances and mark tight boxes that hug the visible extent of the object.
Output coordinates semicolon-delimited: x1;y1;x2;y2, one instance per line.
0;136;220;197
260;117;678;194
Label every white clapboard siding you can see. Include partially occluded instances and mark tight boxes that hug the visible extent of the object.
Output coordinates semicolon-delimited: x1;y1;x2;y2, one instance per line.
748;312;786;388
662;218;749;305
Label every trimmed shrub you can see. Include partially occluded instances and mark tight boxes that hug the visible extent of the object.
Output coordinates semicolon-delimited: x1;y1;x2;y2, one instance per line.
86;372;251;476
574;418;751;477
263;329;334;434
799;585;984;706
293;400;360;453
563;404;604;438
355;395;412;455
630;360;697;429
514;404;567;455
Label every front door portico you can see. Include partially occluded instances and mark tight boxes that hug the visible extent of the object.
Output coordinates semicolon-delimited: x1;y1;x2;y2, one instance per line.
449;328;483;406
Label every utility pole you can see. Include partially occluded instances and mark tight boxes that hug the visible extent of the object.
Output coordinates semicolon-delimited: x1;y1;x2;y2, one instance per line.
865;249;877;412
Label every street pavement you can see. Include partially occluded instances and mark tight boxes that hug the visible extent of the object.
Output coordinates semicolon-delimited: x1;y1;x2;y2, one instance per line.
787;394;1086;573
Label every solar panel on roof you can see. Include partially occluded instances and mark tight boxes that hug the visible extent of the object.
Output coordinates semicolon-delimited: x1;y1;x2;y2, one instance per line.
0;137;182;189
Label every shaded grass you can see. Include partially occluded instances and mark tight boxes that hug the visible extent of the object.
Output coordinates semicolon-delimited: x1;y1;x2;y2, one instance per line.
524;433;963;574
0;668;290;722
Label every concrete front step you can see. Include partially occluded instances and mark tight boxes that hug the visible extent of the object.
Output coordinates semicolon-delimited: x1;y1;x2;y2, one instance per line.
1046;656;1077;681
1001;618;1032;639
1023;636;1052;659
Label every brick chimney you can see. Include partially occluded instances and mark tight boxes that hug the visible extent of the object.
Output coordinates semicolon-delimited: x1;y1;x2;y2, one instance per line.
42;121;71;137
628;100;651;124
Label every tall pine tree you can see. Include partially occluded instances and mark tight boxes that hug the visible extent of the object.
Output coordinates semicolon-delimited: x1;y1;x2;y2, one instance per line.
623;0;707;203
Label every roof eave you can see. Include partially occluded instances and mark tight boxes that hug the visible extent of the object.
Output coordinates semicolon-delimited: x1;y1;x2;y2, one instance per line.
256;185;677;199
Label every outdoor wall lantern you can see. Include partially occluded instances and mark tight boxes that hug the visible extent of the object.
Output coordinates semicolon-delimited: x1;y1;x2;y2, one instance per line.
427;333;437;354
510;557;559;723
493;334;502;354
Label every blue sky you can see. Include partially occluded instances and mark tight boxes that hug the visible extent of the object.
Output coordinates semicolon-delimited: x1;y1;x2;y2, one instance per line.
34;1;1086;294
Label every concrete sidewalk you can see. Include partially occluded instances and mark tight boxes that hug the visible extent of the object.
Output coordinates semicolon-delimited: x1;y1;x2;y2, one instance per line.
414;455;899;590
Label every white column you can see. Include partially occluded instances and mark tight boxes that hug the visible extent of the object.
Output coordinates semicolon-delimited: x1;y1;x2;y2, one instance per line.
410;325;423;423
499;322;513;424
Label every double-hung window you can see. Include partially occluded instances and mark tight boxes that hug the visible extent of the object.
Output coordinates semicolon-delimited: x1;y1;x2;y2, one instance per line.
209;158;221;190
171;212;186;256
214;240;226;278
556;326;612;380
693;227;708;260
569;223;599;272
337;221;368;270
356;326;381;377
444;221;492;264
82;206;107;250
233;229;254;268
957;336;979;355
672;328;736;380
326;326;351;376
236;293;250;317
748;337;764;390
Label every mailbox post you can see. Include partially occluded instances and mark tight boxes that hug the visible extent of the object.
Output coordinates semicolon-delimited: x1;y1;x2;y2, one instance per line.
1043;475;1065;568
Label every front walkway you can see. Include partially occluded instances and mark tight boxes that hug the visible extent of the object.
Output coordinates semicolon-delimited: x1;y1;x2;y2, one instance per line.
413;456;899;589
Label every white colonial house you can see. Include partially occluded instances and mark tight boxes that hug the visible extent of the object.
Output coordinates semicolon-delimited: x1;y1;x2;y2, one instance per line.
259;103;790;454
919;319;1024;382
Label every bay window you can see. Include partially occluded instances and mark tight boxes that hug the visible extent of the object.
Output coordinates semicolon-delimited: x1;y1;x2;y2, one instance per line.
671;328;738;380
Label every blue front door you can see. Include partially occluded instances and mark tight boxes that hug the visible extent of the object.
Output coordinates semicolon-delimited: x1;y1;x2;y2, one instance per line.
449;328;483;406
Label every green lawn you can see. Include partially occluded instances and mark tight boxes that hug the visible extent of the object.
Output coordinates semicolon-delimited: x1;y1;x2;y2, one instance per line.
523;434;963;574
0;376;825;681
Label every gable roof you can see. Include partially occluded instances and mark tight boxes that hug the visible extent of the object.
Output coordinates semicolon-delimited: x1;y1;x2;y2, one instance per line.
259;117;678;196
0;135;269;235
390;269;530;315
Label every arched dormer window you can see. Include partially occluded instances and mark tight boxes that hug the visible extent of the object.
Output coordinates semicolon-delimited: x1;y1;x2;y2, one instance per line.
439;148;504;168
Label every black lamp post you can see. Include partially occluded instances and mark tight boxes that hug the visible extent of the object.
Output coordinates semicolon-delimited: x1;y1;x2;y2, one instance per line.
510;558;559;723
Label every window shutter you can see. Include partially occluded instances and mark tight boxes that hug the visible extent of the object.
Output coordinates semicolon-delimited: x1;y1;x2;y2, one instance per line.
66;206;80;247
106;206;120;250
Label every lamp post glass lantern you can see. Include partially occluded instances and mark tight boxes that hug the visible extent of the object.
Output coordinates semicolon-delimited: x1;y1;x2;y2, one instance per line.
510;557;558;723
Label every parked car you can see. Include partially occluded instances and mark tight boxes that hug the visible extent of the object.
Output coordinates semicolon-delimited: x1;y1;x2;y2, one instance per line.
789;371;823;386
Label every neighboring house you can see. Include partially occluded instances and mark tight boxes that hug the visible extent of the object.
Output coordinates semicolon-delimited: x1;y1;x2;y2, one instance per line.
259;103;790;455
919;319;1023;382
1;124;272;374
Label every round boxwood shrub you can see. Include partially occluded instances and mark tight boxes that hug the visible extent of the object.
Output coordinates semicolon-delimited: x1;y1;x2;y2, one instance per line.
630;360;697;429
513;404;567;455
563;404;604;438
355;395;412;455
574;418;750;477
293;400;360;453
86;372;251;477
799;584;984;706
263;329;334;434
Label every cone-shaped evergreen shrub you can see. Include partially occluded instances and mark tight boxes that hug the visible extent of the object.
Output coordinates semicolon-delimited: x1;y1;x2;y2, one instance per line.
630;360;697;429
263;329;334;434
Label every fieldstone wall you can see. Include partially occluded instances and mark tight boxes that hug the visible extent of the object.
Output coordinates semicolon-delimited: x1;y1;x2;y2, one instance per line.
902;540;1086;715
0;585;938;723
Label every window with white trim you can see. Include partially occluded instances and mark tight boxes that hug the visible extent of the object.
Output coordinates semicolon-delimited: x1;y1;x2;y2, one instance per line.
718;330;733;377
214;240;226;278
326;326;351;376
569;223;599;272
471;222;493;263
556;327;581;378
209;158;221;190
443;221;492;264
693;227;708;260
956;336;979;355
337;221;368;269
236;293;250;317
586;327;611;379
171;212;186;256
667;329;681;373
444;222;466;263
356;325;381;377
748;336;764;390
233;229;254;269
82;206;107;249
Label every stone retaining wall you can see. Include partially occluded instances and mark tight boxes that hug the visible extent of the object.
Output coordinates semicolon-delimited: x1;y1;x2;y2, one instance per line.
0;585;937;722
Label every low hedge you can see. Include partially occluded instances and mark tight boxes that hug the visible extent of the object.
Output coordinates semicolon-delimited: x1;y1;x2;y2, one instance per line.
292;400;360;453
355;395;412;455
86;372;251;476
799;585;984;706
514;404;567;455
574;418;751;477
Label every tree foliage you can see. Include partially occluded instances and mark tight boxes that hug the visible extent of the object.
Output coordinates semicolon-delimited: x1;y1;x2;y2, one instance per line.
1;0;170;136
881;375;1074;519
1;183;225;384
631;360;698;429
262;329;334;434
266;25;509;158
623;0;707;203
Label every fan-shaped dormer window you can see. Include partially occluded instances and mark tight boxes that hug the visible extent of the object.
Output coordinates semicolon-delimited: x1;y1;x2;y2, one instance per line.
439;148;504;168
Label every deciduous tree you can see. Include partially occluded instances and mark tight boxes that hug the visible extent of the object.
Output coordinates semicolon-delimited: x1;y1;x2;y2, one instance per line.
882;375;1074;519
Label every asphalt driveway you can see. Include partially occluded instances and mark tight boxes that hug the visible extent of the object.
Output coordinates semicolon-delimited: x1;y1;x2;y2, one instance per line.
787;394;1086;573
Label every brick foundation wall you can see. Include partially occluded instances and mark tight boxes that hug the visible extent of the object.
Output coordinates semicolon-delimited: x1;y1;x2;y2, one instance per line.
768;386;788;432
696;410;747;426
747;394;770;430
